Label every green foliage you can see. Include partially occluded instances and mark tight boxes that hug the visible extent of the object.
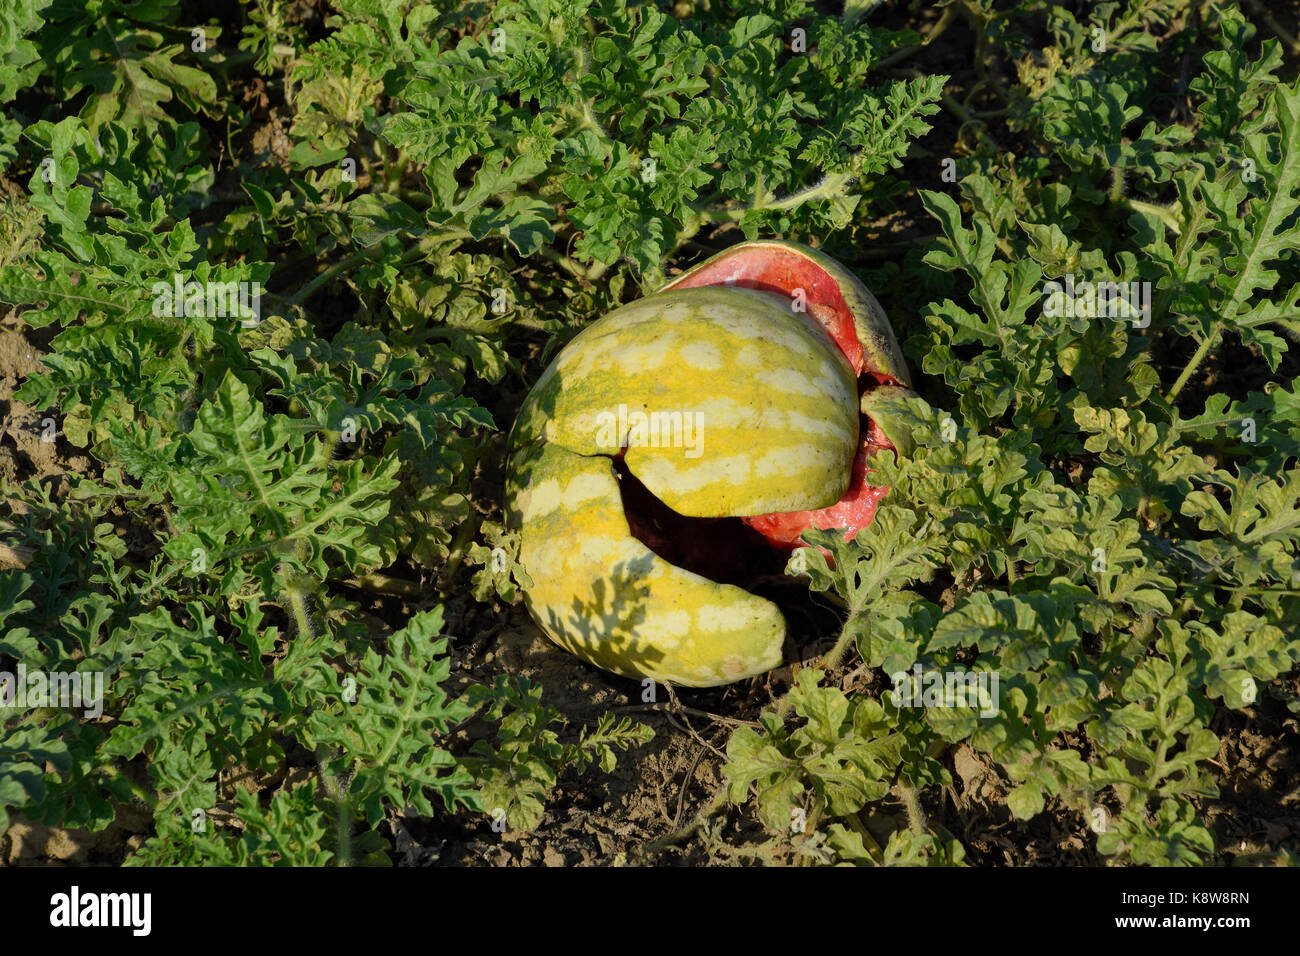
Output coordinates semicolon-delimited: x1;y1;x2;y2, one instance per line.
460;675;652;831
721;7;1300;866
2;0;1296;869
369;0;943;280
465;522;532;603
305;608;476;828
2;0;780;862
35;0;220;135
723;668;911;832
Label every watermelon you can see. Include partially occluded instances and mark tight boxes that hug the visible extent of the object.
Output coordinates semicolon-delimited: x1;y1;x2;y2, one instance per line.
505;240;916;687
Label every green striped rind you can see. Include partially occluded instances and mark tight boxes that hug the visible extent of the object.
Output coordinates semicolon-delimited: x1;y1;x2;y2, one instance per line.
505;439;785;687
662;240;913;387
510;286;858;516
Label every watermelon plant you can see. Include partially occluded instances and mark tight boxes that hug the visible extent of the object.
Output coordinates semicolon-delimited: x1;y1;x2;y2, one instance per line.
0;0;1297;869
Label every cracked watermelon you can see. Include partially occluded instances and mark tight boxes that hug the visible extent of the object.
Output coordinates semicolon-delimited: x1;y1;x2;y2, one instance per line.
506;240;917;687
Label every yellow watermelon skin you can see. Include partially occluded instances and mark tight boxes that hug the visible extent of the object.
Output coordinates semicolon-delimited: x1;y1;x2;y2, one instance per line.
505;242;912;687
505;439;786;687
511;286;859;516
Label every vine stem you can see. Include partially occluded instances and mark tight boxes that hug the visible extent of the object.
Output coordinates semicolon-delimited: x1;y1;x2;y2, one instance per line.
844;813;886;863
285;229;467;306
1166;328;1219;402
820;608;863;671
874;5;958;70
566;44;611;139
897;785;928;836
689;169;857;232
288;248;375;306
642;784;728;855
537;244;596;282
1126;198;1182;235
1241;0;1300;54
284;576;313;638
335;571;423;598
315;747;353;867
613;703;761;728
1108;164;1127;202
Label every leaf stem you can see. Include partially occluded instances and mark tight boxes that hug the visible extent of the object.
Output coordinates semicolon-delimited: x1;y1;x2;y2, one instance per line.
843;812;886;863
315;747;353;867
897;784;928;835
874;5;958;70
1125;198;1181;235
695;169;858;227
285;230;467;306
1166;328;1219;402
